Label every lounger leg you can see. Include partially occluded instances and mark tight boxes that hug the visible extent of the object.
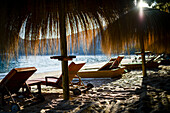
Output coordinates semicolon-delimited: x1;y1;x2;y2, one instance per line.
76;74;85;86
25;83;34;97
0;92;5;105
37;83;41;94
21;84;31;96
5;86;15;103
25;84;31;94
22;86;24;93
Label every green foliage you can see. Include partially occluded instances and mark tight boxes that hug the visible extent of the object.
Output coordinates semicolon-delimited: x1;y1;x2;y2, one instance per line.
145;0;170;12
146;0;170;4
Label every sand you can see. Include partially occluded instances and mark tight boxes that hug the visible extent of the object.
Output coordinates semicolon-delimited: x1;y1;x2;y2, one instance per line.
29;70;62;80
1;64;170;113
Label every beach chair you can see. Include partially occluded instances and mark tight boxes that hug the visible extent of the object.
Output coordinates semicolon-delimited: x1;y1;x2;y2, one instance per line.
0;67;43;112
77;56;125;78
28;62;93;95
98;56;124;71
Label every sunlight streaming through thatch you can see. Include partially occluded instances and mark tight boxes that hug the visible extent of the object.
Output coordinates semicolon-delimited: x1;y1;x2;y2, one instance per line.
0;0;134;61
102;7;170;55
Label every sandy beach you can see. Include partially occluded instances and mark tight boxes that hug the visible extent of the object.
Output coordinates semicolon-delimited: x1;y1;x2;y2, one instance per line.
1;64;170;113
23;65;170;112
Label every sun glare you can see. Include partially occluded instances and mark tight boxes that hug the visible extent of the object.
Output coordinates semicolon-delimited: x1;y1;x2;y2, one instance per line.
138;0;149;8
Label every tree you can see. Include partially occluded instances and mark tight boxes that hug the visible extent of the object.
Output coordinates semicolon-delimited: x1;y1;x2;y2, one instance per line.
146;0;170;12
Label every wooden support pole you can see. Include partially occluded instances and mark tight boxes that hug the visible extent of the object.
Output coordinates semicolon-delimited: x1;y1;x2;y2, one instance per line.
140;35;147;77
59;0;70;100
139;12;147;77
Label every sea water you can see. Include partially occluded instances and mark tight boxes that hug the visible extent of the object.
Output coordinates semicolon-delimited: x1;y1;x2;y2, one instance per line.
0;55;110;79
0;55;134;79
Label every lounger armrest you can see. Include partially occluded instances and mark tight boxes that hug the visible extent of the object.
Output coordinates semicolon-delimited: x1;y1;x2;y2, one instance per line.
45;76;59;83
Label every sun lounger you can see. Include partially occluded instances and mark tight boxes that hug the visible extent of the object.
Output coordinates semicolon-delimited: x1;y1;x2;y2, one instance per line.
28;62;93;95
0;67;44;112
45;62;86;88
77;56;125;78
121;54;160;70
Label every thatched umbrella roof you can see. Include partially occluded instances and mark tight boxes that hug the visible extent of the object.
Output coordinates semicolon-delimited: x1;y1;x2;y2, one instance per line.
102;7;170;54
0;0;134;100
0;0;134;59
102;7;170;77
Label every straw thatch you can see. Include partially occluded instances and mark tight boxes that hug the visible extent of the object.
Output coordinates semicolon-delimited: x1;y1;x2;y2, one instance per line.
102;7;170;54
0;0;134;61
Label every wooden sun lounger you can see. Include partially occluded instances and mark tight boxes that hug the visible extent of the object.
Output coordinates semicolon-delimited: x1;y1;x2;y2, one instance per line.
27;62;93;95
0;67;37;94
45;62;86;88
0;67;43;112
77;56;125;78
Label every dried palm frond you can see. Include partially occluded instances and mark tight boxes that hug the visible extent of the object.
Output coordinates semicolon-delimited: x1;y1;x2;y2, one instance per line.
0;0;134;61
102;7;170;54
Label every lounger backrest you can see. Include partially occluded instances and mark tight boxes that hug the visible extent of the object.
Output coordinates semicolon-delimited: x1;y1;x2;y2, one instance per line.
98;61;113;71
110;56;124;68
0;67;37;94
56;62;85;87
98;56;124;71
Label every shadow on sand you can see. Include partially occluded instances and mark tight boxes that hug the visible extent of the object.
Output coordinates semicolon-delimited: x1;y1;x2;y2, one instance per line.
20;77;121;112
129;72;170;113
